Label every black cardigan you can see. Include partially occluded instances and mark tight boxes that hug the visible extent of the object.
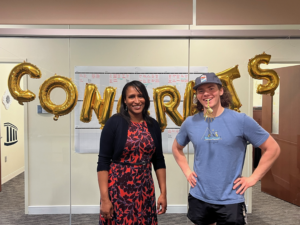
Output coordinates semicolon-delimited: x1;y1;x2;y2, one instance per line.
97;114;166;172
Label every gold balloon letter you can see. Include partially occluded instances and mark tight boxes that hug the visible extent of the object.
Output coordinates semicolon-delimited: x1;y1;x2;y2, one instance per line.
8;62;41;105
217;65;242;112
116;96;122;113
183;81;198;119
39;75;78;121
248;52;279;96
153;85;183;132
80;84;116;129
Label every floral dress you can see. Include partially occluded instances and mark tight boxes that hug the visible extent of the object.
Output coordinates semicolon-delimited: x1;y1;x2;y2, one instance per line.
99;121;157;225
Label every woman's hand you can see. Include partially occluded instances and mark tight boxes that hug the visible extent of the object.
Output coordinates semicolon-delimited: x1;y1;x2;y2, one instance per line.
100;199;113;220
156;194;167;215
186;171;198;188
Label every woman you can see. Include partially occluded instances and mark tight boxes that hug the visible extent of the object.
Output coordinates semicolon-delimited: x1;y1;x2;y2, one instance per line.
97;80;167;225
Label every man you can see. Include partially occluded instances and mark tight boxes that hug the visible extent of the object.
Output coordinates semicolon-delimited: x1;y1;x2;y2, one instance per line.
172;73;280;225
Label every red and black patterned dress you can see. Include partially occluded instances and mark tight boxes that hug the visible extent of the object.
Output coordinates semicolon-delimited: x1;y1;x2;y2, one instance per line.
99;121;157;225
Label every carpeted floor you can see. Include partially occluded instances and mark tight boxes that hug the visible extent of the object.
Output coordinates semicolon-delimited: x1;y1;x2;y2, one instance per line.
0;173;299;225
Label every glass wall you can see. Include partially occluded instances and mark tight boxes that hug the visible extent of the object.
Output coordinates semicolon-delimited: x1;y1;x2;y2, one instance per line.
0;27;300;224
0;33;192;224
68;38;190;223
189;38;300;215
0;37;71;224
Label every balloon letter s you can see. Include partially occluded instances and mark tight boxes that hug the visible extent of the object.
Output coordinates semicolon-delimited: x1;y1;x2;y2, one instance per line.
248;52;280;96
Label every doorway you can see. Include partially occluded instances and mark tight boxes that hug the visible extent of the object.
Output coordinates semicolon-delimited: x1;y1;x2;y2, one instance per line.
0;62;24;192
254;63;300;206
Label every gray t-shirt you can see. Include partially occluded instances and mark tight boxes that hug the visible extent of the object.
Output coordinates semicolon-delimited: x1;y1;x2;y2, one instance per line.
176;108;269;204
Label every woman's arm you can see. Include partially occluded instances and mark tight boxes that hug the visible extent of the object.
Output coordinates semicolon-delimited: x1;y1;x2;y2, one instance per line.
155;168;167;214
150;119;167;214
97;116;118;171
98;171;113;220
97;116;119;220
150;119;166;170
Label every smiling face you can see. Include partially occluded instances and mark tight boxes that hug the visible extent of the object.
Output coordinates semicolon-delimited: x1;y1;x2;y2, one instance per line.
196;83;224;111
124;86;145;118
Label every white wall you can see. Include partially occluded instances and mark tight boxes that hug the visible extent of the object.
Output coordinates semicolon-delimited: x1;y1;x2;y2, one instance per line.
1;35;300;215
0;63;25;184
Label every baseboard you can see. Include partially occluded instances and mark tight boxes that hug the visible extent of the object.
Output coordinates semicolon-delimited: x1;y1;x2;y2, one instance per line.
1;167;24;184
166;205;187;213
28;205;188;215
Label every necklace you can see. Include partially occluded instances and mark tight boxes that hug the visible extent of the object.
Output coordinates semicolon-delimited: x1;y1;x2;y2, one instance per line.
131;119;144;123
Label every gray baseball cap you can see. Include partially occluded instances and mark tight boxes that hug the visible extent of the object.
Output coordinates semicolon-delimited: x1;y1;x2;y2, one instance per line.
193;73;222;90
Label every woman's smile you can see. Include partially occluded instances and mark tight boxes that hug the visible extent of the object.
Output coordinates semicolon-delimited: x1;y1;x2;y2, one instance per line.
124;86;145;116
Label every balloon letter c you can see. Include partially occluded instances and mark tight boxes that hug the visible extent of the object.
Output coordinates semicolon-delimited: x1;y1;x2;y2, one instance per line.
8;62;41;105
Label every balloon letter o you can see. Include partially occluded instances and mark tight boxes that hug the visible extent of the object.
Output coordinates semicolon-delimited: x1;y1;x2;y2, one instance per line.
39;75;78;121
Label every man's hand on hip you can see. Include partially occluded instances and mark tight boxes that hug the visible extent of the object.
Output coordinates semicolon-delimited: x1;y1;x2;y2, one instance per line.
233;176;256;195
186;171;198;188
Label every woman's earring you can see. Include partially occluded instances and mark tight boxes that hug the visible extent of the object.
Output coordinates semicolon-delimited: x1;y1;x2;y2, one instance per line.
125;105;128;111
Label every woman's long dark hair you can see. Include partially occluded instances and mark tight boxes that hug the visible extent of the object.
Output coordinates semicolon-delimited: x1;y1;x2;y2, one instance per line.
118;80;152;124
194;84;232;112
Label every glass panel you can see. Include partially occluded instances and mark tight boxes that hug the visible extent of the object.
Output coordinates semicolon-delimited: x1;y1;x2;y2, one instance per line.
0;62;25;222
190;38;259;212
70;38;190;224
190;39;300;223
0;37;71;224
253;80;263;107
1;28;300;225
272;83;280;134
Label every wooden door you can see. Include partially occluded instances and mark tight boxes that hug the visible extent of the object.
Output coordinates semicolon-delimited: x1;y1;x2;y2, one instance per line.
261;65;300;206
0;114;1;192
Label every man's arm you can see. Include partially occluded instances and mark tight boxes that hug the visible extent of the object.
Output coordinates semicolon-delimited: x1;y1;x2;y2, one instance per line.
233;135;280;194
172;139;197;187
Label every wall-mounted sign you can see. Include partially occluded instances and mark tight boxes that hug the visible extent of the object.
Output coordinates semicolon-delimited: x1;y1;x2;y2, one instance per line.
2;89;12;110
4;123;18;146
37;105;49;114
